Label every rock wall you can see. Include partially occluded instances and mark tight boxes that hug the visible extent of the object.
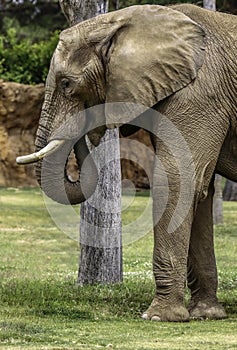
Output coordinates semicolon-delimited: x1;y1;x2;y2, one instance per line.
0;80;44;187
121;130;153;189
0;80;153;188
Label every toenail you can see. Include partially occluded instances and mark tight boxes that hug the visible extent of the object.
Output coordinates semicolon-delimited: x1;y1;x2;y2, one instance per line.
151;316;161;321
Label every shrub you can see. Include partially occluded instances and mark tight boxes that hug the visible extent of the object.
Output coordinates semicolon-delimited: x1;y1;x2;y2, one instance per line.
0;26;59;85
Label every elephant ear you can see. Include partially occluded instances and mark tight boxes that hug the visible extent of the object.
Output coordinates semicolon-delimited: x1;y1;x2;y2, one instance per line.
91;5;206;126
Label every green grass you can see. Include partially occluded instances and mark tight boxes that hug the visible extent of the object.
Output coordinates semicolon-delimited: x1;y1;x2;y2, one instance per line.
0;187;237;349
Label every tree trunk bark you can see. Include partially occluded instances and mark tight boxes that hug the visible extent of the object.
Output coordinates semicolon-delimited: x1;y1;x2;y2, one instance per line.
79;130;122;284
59;0;123;284
59;0;97;25
223;179;237;201
110;0;119;10
203;0;216;10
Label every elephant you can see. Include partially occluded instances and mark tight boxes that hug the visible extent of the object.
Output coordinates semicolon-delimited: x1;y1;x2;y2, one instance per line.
16;4;237;321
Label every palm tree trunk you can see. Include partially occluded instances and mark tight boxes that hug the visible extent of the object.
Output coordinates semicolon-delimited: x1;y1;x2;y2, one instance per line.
59;0;122;284
110;0;119;10
203;0;216;10
223;179;237;201
79;130;122;284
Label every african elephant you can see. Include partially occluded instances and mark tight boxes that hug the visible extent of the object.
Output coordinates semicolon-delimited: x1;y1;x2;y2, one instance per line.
17;4;237;321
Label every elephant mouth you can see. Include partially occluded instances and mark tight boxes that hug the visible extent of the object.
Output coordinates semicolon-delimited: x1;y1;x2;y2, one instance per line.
16;137;98;205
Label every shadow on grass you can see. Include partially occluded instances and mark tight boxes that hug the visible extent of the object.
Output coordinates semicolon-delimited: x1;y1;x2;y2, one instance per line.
1;276;237;322
0;276;155;321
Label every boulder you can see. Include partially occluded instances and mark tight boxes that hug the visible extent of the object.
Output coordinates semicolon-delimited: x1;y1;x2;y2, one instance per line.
120;129;153;189
0;80;44;187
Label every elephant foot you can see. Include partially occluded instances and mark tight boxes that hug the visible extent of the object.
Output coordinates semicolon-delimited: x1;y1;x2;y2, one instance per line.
142;298;189;322
189;301;227;320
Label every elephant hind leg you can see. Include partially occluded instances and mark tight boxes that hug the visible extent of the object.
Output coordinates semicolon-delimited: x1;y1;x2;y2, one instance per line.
188;300;226;320
188;178;227;320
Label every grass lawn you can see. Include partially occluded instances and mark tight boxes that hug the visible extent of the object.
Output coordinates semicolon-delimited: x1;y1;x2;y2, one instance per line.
0;187;237;349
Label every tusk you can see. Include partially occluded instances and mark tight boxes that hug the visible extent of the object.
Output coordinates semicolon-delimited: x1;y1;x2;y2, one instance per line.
16;140;65;165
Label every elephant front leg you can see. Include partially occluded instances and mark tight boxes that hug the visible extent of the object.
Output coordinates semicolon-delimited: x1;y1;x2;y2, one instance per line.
142;227;190;321
142;155;193;322
188;178;227;320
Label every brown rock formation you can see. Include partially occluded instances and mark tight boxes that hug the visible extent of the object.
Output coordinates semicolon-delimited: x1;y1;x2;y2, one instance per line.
120;129;153;189
0;80;44;187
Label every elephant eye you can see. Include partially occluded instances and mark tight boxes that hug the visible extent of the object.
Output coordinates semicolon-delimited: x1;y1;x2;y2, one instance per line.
61;78;70;91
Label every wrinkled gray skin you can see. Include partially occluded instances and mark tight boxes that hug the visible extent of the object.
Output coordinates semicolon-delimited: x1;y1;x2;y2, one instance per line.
31;4;237;321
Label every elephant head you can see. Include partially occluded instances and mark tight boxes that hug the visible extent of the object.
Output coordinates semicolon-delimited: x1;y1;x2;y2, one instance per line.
16;5;205;205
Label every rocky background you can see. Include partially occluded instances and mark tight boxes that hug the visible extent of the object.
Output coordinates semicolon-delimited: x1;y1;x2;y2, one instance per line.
0;80;44;187
0;80;153;188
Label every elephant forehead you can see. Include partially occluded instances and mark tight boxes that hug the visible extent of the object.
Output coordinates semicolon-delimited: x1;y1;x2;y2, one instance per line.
59;24;88;49
53;47;69;73
53;39;79;74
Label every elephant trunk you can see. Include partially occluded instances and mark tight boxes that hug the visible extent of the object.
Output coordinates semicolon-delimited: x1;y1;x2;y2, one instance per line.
33;131;98;205
16;121;98;205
